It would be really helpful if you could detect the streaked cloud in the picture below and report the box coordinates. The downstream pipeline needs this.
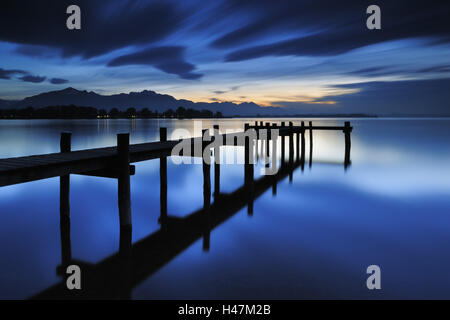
[0,0,449,114]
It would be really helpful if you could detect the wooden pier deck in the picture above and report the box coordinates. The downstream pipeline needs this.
[0,121,352,187]
[0,140,178,187]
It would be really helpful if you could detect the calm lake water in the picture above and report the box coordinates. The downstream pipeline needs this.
[0,118,450,299]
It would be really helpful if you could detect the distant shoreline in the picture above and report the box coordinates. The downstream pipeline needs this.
[1,105,449,119]
[0,105,377,119]
[2,116,450,120]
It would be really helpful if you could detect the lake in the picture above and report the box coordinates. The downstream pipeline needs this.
[0,118,449,299]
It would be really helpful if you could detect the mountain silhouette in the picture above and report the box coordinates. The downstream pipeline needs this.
[7,87,279,116]
[0,98,18,109]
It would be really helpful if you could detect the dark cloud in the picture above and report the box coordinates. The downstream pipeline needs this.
[108,46,202,80]
[0,0,186,59]
[221,0,450,61]
[225,32,368,61]
[283,78,450,116]
[1,67,69,84]
[346,64,450,77]
[348,67,389,75]
[15,44,61,58]
[417,65,450,74]
[49,78,69,84]
[2,0,449,73]
[19,75,46,83]
[0,68,27,79]
[212,86,240,95]
[211,0,352,48]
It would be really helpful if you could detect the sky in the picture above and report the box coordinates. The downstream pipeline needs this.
[0,0,450,115]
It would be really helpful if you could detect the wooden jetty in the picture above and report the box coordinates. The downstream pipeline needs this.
[0,121,352,187]
[0,120,353,299]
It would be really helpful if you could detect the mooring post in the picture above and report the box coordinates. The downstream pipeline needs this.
[244,125,253,182]
[301,121,305,171]
[117,133,132,230]
[244,123,255,216]
[265,122,270,163]
[244,123,250,181]
[281,123,286,165]
[289,121,294,166]
[59,133,71,267]
[202,129,211,251]
[60,132,72,153]
[60,132,71,219]
[159,128,167,227]
[296,126,300,163]
[190,134,195,158]
[59,132,72,218]
[287,123,293,182]
[213,124,220,198]
[344,121,352,169]
[309,121,313,168]
[202,129,211,210]
[244,123,250,167]
[259,133,263,160]
[271,123,278,173]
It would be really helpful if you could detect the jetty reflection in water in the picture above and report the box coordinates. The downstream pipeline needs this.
[31,121,351,299]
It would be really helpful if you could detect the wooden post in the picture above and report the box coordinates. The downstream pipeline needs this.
[296,129,300,163]
[202,129,211,251]
[159,128,167,226]
[271,123,277,167]
[59,133,71,267]
[244,123,250,168]
[344,121,352,169]
[60,132,71,153]
[281,124,286,165]
[244,123,254,215]
[259,134,263,160]
[190,136,195,158]
[202,129,211,210]
[289,121,294,166]
[213,125,220,198]
[301,121,305,171]
[60,132,71,219]
[265,122,270,164]
[309,121,313,168]
[117,133,132,229]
